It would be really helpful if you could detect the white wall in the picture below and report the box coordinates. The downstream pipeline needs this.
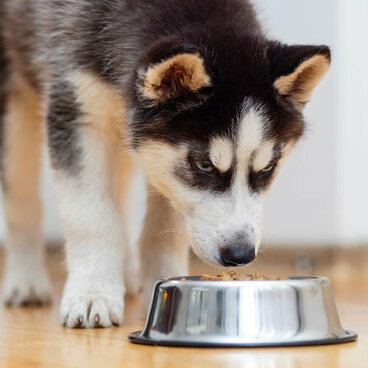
[0,1,366,247]
[256,0,340,245]
[256,0,368,246]
[335,0,368,244]
[336,0,368,243]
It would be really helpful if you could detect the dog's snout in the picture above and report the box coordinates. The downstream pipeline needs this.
[220,231,256,267]
[220,244,255,267]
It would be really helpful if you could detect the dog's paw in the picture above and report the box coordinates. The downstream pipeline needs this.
[2,259,52,306]
[60,281,125,328]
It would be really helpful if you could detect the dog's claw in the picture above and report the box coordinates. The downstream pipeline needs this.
[111,314,119,326]
[94,314,100,327]
[76,314,84,328]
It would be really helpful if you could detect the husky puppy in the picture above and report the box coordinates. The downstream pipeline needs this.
[0,0,330,328]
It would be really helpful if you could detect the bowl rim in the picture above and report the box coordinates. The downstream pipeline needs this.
[128,329,358,347]
[159,275,329,285]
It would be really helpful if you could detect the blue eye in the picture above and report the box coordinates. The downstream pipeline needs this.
[260,163,275,173]
[195,160,214,173]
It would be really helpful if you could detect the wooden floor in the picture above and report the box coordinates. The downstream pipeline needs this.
[0,250,367,368]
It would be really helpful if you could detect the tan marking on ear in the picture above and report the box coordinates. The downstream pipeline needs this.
[141,53,211,101]
[209,137,233,172]
[253,141,275,172]
[273,54,330,105]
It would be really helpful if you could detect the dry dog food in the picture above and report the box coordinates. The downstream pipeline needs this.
[200,271,289,281]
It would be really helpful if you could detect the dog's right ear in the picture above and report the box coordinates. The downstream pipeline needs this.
[268,42,331,109]
[136,44,212,109]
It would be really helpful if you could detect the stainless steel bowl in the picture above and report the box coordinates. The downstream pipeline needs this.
[129,276,357,347]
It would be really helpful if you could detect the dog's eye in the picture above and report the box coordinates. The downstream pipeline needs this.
[260,163,275,173]
[194,160,215,173]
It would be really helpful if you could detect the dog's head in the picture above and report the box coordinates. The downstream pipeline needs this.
[129,35,330,267]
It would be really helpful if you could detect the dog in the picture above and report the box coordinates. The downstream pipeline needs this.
[0,0,330,328]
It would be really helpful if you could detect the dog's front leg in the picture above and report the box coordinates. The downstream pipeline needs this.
[47,76,126,328]
[139,187,189,309]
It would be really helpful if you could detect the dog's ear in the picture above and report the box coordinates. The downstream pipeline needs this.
[137,48,212,109]
[268,43,331,108]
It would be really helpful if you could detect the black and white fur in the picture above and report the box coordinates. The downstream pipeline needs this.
[0,0,330,328]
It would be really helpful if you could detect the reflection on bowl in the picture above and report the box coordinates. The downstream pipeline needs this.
[129,276,357,347]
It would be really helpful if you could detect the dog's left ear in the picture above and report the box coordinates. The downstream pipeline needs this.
[137,51,212,108]
[268,43,331,108]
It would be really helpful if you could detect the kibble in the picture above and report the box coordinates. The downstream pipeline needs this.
[200,271,289,281]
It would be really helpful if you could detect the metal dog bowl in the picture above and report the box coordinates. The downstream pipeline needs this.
[128,276,357,347]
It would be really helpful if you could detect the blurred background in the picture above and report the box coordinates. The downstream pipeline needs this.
[0,0,367,275]
[258,0,367,247]
[0,3,366,367]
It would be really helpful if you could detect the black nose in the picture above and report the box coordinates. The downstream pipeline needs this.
[220,246,255,267]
